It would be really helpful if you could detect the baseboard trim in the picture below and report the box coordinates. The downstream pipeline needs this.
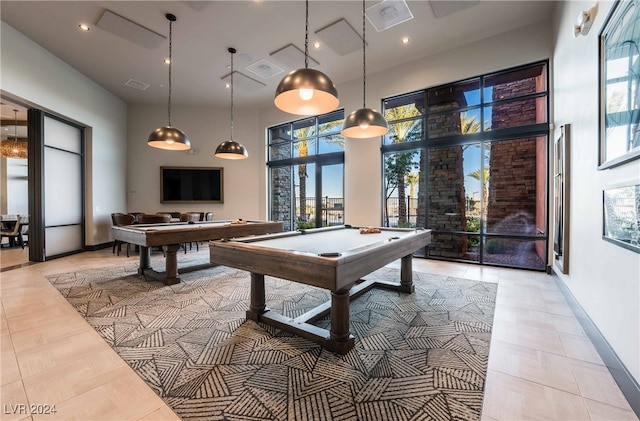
[552,269,640,418]
[85,242,113,251]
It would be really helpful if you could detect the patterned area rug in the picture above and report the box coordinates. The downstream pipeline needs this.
[47,258,497,421]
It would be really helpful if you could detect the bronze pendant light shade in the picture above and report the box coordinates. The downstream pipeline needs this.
[274,68,339,116]
[341,0,388,138]
[342,107,389,138]
[148,13,191,151]
[148,126,190,150]
[214,139,248,159]
[274,0,339,116]
[215,48,248,160]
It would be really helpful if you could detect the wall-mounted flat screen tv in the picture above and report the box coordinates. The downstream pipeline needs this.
[160,166,223,203]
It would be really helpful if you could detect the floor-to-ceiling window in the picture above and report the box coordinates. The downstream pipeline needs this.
[268,110,345,231]
[382,62,549,270]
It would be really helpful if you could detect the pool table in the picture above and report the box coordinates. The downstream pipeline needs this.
[209,225,432,354]
[111,220,283,285]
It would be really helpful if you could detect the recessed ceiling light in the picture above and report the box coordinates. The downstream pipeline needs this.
[79,23,90,31]
[313,42,321,49]
[164,58,171,64]
[401,36,410,44]
[225,83,231,88]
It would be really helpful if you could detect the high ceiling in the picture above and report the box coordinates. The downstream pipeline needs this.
[0,0,556,114]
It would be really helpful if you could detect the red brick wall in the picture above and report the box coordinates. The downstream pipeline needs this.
[428,145,467,257]
[487,78,539,234]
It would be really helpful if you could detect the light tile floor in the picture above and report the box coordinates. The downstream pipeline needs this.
[0,247,637,421]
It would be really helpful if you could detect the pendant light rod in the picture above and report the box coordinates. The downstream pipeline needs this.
[340,0,389,139]
[13,109,18,142]
[147,13,190,150]
[214,47,248,159]
[362,0,366,109]
[229,47,236,141]
[273,0,339,116]
[304,0,309,69]
[167,13,175,127]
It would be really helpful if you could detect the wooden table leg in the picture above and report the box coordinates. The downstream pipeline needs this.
[163,244,181,285]
[399,254,415,293]
[138,246,151,275]
[247,273,266,321]
[328,288,355,353]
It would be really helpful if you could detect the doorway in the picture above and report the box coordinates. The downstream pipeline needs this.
[0,94,86,269]
[289,161,344,230]
[0,102,29,269]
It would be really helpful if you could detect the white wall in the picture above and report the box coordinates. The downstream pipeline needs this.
[0,21,128,246]
[553,1,640,384]
[127,104,265,220]
[128,22,553,228]
[258,21,553,227]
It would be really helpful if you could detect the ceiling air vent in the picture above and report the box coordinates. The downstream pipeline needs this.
[315,19,363,56]
[270,44,319,70]
[245,59,284,79]
[365,0,414,32]
[429,1,479,18]
[125,79,150,91]
[96,9,166,49]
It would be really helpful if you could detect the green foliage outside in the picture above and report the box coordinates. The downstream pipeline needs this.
[397,220,414,228]
[466,216,480,247]
[296,221,317,230]
[485,239,506,254]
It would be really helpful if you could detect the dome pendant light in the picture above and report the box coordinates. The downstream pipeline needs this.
[215,48,248,160]
[274,0,339,116]
[148,13,191,151]
[341,0,389,139]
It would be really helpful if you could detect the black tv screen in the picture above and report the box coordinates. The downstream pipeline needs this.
[161,166,223,203]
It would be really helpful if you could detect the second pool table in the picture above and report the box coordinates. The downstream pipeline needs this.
[112,219,283,285]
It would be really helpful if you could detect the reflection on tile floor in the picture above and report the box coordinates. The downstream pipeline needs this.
[1,247,637,421]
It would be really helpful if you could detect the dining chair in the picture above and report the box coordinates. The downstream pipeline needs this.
[156,211,181,219]
[138,214,172,224]
[180,212,202,252]
[17,215,28,249]
[111,213,121,254]
[180,212,202,223]
[129,212,144,224]
[112,213,136,257]
[0,214,26,248]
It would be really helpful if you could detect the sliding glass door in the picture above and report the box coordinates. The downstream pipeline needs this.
[28,110,84,261]
[43,115,83,257]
